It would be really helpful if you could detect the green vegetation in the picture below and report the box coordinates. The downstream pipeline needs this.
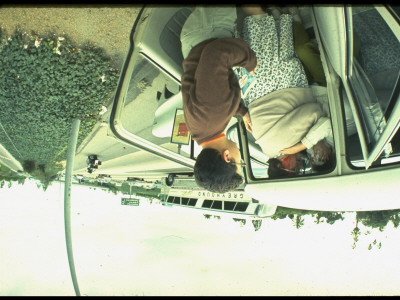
[120,182,161,198]
[23,160,65,191]
[272,207,400,249]
[0,28,119,189]
[271,206,345,227]
[272,207,400,232]
[351,209,400,249]
[357,209,400,231]
[201,206,400,249]
[0,163,25,187]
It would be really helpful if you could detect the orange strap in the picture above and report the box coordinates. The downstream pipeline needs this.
[200,132,225,146]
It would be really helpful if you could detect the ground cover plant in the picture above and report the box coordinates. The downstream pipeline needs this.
[0,163,25,187]
[0,28,120,188]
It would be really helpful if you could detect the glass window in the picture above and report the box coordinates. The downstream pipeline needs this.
[202,200,213,208]
[211,201,222,210]
[119,55,192,159]
[344,6,400,167]
[226,123,270,179]
[234,202,249,212]
[224,201,236,211]
[181,197,189,205]
[188,199,197,206]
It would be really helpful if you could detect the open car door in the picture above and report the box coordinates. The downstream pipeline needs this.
[313,5,400,169]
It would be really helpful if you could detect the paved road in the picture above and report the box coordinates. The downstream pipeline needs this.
[0,6,142,70]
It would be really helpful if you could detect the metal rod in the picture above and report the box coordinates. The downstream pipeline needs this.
[64,119,81,296]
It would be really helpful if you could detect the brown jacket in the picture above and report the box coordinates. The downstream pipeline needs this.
[181,37,257,145]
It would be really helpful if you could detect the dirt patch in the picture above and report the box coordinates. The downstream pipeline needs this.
[0,5,142,68]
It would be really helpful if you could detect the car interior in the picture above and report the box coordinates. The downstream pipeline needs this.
[119,5,400,182]
[148,5,323,179]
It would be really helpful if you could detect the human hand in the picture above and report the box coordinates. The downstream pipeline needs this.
[279,142,306,155]
[250,65,257,76]
[243,112,253,133]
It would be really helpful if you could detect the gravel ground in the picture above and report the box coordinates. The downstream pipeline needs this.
[0,5,142,69]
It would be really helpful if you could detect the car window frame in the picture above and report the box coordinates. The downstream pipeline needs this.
[345,5,400,169]
[109,5,195,170]
[314,5,400,170]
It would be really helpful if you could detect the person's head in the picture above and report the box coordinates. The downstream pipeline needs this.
[279,152,304,171]
[310,143,335,172]
[267,152,305,178]
[268,141,335,177]
[267,158,290,178]
[194,147,244,193]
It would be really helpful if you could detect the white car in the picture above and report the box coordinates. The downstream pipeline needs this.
[109,5,400,212]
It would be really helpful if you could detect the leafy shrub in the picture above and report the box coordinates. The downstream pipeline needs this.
[0,29,120,166]
[0,163,26,186]
[357,210,400,231]
[22,159,36,173]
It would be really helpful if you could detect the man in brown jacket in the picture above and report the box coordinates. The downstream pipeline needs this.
[180,6,257,193]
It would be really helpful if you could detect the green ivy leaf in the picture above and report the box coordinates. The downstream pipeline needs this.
[0,30,120,165]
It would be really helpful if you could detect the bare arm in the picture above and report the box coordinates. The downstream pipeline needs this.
[280,142,306,155]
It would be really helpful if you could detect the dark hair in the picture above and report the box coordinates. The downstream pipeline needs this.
[267,158,290,178]
[194,148,243,193]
